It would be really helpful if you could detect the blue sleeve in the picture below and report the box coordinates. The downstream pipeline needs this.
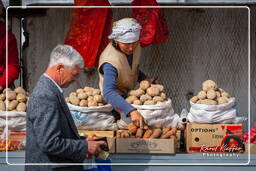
[138,70,147,82]
[102,63,136,116]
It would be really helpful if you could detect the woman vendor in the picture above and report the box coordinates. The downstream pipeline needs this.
[98,18,155,128]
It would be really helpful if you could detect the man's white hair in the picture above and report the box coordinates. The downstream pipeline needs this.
[48,44,84,68]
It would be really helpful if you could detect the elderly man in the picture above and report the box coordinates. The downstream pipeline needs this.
[25,45,105,171]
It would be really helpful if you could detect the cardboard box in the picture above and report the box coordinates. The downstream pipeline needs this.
[106,137,115,153]
[185,123,243,153]
[0,132,26,151]
[116,138,175,154]
[244,143,256,154]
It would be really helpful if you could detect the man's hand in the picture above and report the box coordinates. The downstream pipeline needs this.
[86,138,106,158]
[130,110,146,128]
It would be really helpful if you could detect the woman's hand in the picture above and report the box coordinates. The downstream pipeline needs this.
[129,110,146,128]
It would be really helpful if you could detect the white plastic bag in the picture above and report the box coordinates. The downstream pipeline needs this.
[68,103,117,130]
[187,98,244,123]
[117,99,179,129]
[0,111,26,131]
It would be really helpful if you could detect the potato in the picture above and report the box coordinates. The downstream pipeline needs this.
[207,90,217,100]
[144,100,155,105]
[16,102,26,112]
[0,93,5,101]
[197,91,206,100]
[202,80,218,91]
[153,96,164,103]
[140,94,152,103]
[223,96,230,102]
[133,100,142,105]
[84,87,93,92]
[128,123,137,134]
[150,128,162,138]
[98,103,104,106]
[217,97,228,104]
[143,129,153,138]
[79,99,88,107]
[151,84,164,92]
[147,87,160,97]
[128,90,136,96]
[140,80,150,90]
[160,92,167,100]
[77,92,88,100]
[133,89,145,97]
[69,92,77,97]
[88,100,98,107]
[201,99,217,105]
[218,88,224,93]
[87,96,94,101]
[156,101,163,105]
[14,87,26,94]
[216,91,221,98]
[7,100,18,111]
[86,90,93,96]
[0,100,5,111]
[69,96,80,106]
[65,97,69,103]
[16,93,27,103]
[221,92,230,98]
[76,88,84,94]
[94,95,103,103]
[92,89,101,95]
[196,100,202,104]
[121,130,130,138]
[3,88,11,93]
[125,96,138,104]
[162,126,172,135]
[6,91,16,100]
[190,96,199,103]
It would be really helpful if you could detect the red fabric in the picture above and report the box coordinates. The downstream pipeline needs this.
[132,0,169,48]
[65,0,112,68]
[0,21,20,88]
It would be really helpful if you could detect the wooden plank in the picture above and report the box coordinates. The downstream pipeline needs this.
[78,130,115,138]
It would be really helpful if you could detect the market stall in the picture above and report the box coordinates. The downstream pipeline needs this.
[0,0,256,170]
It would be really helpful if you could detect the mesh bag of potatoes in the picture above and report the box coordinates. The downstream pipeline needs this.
[65,86,117,130]
[0,87,29,131]
[187,80,245,123]
[117,80,180,129]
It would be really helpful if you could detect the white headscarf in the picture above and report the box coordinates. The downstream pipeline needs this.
[108,18,142,43]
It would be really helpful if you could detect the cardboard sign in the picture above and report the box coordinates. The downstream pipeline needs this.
[185,123,243,153]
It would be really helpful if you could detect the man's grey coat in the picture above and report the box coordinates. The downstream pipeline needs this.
[25,75,87,171]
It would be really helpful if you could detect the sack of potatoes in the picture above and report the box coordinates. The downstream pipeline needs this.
[65,86,108,107]
[190,80,232,105]
[125,80,168,105]
[0,87,28,112]
[117,123,177,140]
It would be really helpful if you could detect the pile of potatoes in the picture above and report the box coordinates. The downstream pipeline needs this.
[190,80,232,105]
[117,123,177,139]
[0,87,28,112]
[125,80,167,105]
[65,86,107,107]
